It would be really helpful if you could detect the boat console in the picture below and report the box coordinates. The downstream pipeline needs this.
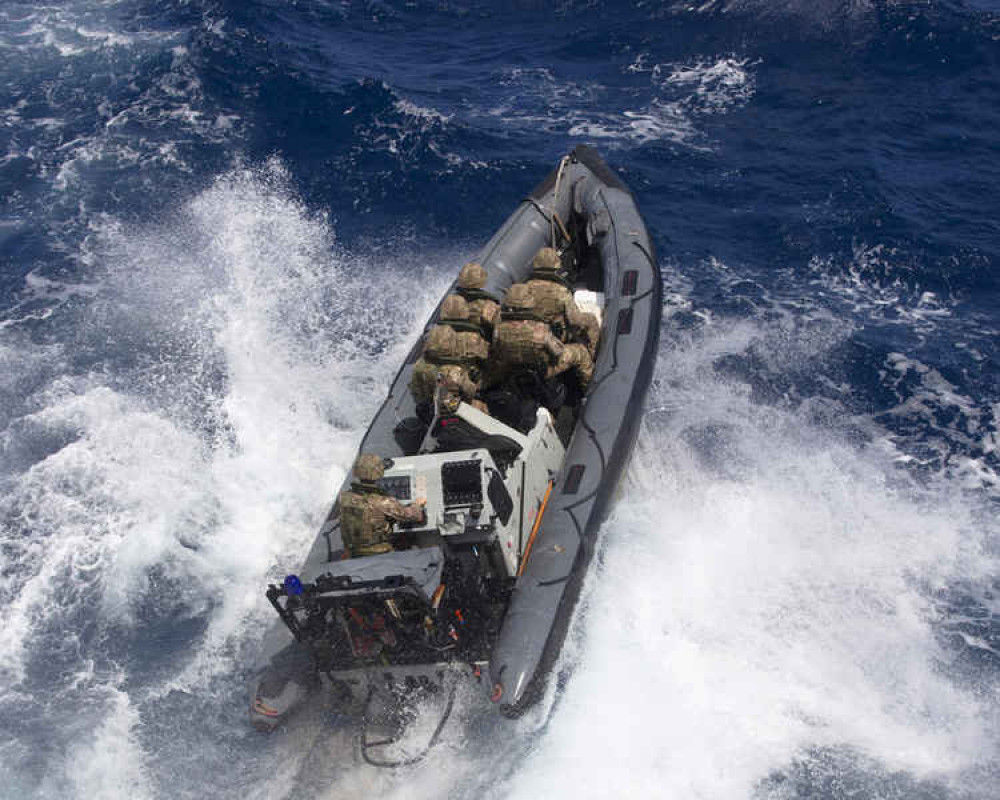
[252,147,662,732]
[265,399,565,673]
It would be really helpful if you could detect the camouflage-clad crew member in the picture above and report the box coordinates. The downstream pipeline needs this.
[525,247,601,358]
[490,283,593,390]
[339,454,425,557]
[409,294,490,413]
[455,261,500,341]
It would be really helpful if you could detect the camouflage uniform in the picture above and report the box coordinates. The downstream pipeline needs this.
[455,262,501,341]
[339,454,425,557]
[491,283,593,389]
[409,295,489,410]
[526,247,601,358]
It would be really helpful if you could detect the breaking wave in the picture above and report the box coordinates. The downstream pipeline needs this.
[0,163,454,797]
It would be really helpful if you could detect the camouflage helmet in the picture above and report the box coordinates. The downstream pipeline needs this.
[440,294,469,322]
[503,282,536,310]
[457,261,488,289]
[354,453,384,482]
[531,247,561,272]
[425,324,458,359]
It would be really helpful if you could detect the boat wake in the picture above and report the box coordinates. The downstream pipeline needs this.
[0,163,454,798]
[505,329,999,798]
[1,164,997,799]
[301,310,1000,800]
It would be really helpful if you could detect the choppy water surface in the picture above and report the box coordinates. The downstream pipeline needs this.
[1,1,998,798]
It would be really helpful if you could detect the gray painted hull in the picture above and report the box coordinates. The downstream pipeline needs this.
[250,145,661,728]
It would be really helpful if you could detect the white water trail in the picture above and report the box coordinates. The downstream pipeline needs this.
[0,160,455,798]
[2,164,997,799]
[502,321,998,799]
[301,318,998,800]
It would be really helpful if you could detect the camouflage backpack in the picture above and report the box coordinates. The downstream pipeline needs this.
[494,319,559,370]
[425,324,459,361]
[340,489,392,554]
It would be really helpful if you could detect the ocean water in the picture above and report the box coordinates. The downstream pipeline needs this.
[1,1,998,798]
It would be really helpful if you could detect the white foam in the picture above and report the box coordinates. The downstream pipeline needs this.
[688,249,998,493]
[3,146,998,797]
[58,688,152,799]
[0,12,237,210]
[807,243,960,334]
[1,7,178,58]
[655,55,758,114]
[0,161,458,793]
[568,101,706,149]
[359,90,484,168]
[88,160,453,692]
[482,57,757,150]
[503,334,998,798]
[881,353,999,489]
[394,98,453,125]
[282,311,997,800]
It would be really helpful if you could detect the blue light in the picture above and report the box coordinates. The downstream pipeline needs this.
[284,574,304,596]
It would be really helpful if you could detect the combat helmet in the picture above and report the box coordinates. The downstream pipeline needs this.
[531,247,561,273]
[503,282,536,311]
[457,261,488,289]
[439,294,470,322]
[354,453,384,483]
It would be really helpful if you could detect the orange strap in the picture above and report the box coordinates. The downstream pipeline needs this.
[518,480,554,576]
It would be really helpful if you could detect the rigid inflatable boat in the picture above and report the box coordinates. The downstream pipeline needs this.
[250,146,662,755]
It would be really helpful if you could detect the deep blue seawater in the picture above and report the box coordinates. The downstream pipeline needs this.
[1,1,999,798]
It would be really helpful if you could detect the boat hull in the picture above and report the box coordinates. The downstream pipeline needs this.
[251,145,662,726]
